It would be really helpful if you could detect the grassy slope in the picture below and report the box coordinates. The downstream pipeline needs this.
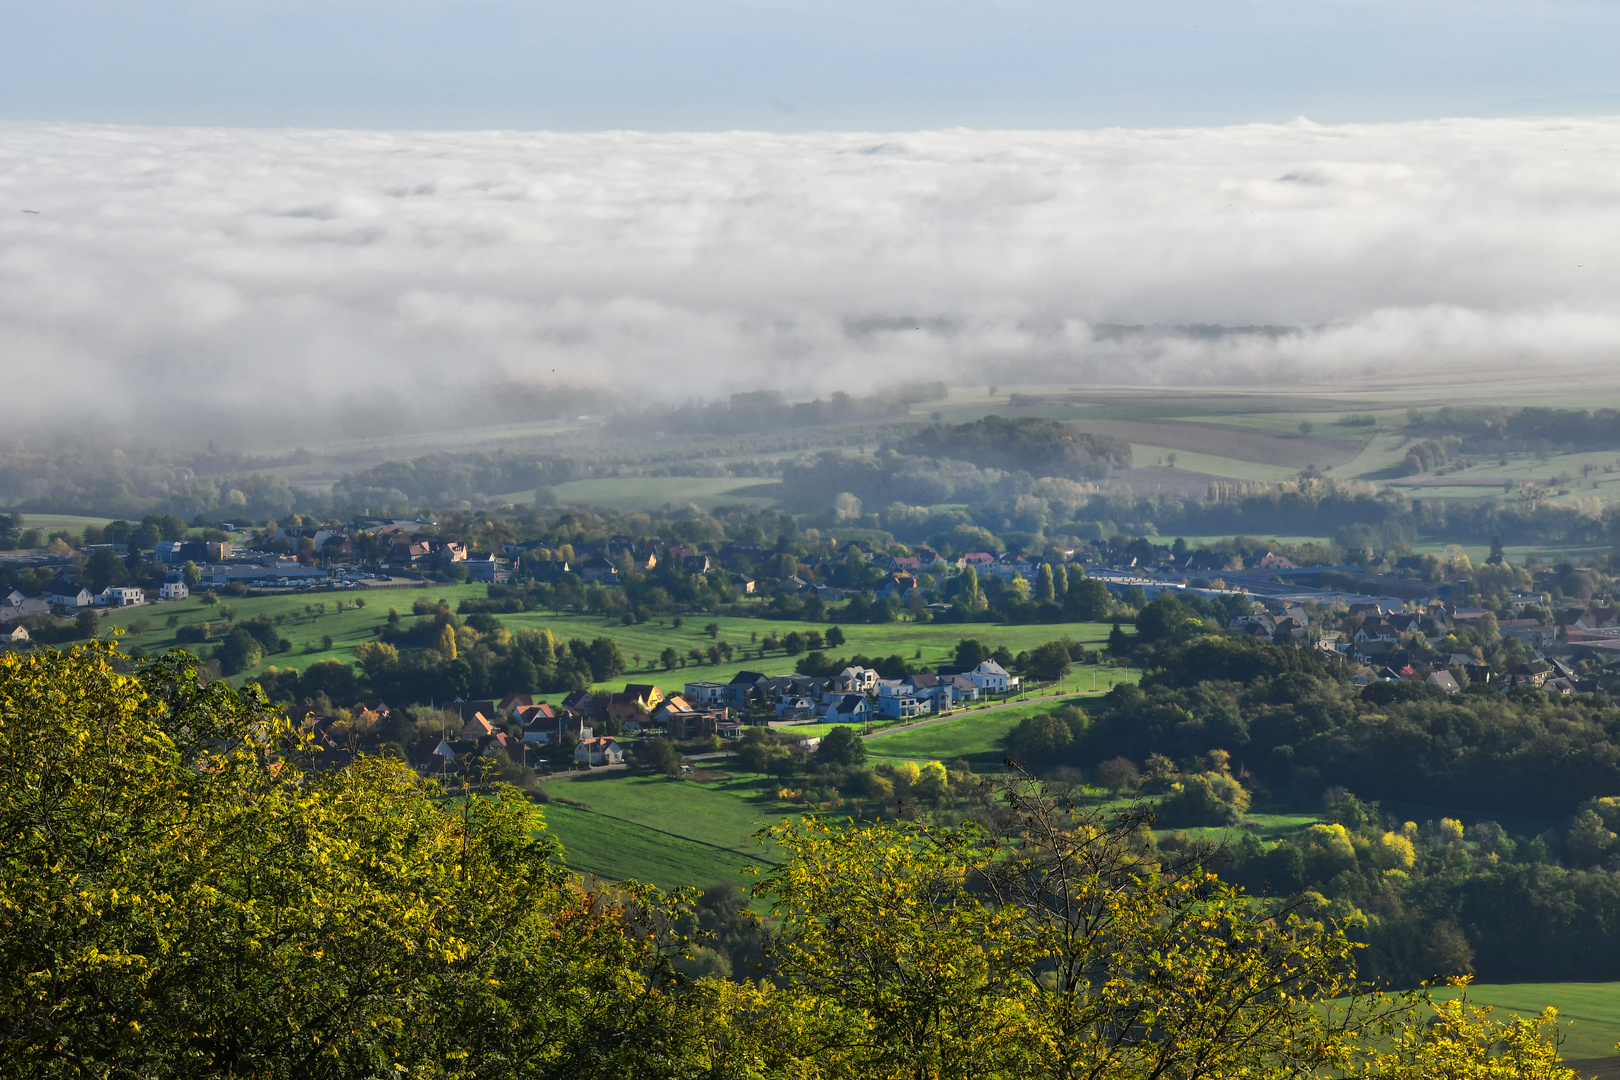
[1126,444,1299,483]
[538,765,803,890]
[1427,982,1620,1062]
[865,686,1140,764]
[540,803,764,891]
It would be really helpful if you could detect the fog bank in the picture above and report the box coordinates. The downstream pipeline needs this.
[5,117,1620,436]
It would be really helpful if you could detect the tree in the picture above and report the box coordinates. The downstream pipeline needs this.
[1299,420,1314,437]
[84,549,128,591]
[825,625,846,648]
[1006,713,1072,762]
[1025,640,1073,682]
[0,643,717,1079]
[640,736,685,778]
[815,725,866,768]
[1034,563,1055,603]
[1107,621,1130,655]
[783,631,806,656]
[955,638,989,669]
[661,646,679,670]
[754,773,1411,1080]
[1065,576,1111,621]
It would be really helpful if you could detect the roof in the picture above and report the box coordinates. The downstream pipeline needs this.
[975,661,1010,676]
[728,670,769,686]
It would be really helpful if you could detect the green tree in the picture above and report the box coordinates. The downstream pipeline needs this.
[1025,640,1073,682]
[954,638,989,669]
[0,643,717,1079]
[1035,562,1055,603]
[1065,576,1111,621]
[815,725,867,768]
[825,625,845,647]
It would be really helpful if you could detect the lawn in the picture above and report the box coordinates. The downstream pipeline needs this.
[545,768,795,855]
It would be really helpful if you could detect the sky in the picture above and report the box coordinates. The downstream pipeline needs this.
[6,0,1620,131]
[5,2,1620,436]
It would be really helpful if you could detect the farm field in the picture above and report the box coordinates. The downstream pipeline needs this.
[1126,444,1299,483]
[537,765,801,890]
[14,513,116,533]
[539,803,765,891]
[549,476,784,511]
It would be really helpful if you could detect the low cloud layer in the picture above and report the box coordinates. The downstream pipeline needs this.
[4,117,1620,438]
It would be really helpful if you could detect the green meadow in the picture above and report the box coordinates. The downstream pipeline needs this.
[98,586,1128,695]
[1426,982,1620,1062]
[537,765,803,890]
[865,687,1140,765]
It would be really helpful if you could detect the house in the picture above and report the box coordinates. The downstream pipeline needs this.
[826,694,870,723]
[499,692,540,716]
[560,690,595,715]
[409,737,457,775]
[159,581,189,601]
[460,712,499,741]
[874,690,926,720]
[0,623,29,650]
[1426,671,1462,694]
[776,696,819,720]
[621,683,664,710]
[730,573,756,595]
[1509,660,1554,690]
[522,710,592,745]
[829,667,879,695]
[578,556,620,584]
[465,553,501,582]
[724,671,772,705]
[958,552,996,573]
[966,660,1019,695]
[715,719,744,739]
[683,680,727,706]
[575,737,624,766]
[49,579,95,608]
[98,586,145,607]
[445,700,499,724]
[652,695,697,728]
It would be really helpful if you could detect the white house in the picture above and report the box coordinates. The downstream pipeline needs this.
[159,581,189,601]
[874,692,926,720]
[775,696,818,720]
[49,580,95,608]
[967,660,1018,695]
[0,623,30,650]
[575,737,624,766]
[825,694,870,723]
[96,587,145,608]
[683,681,727,706]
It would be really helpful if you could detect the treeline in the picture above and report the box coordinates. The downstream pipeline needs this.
[629,386,946,437]
[331,452,592,511]
[3,643,1577,1080]
[1415,405,1620,454]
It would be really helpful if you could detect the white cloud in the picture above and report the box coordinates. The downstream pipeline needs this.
[3,116,1620,435]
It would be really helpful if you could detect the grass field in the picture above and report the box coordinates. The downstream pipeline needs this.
[12,513,116,534]
[537,764,805,890]
[866,688,1139,764]
[1127,444,1300,483]
[1426,982,1620,1062]
[539,803,766,891]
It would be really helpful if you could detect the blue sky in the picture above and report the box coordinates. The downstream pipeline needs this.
[4,0,1620,130]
